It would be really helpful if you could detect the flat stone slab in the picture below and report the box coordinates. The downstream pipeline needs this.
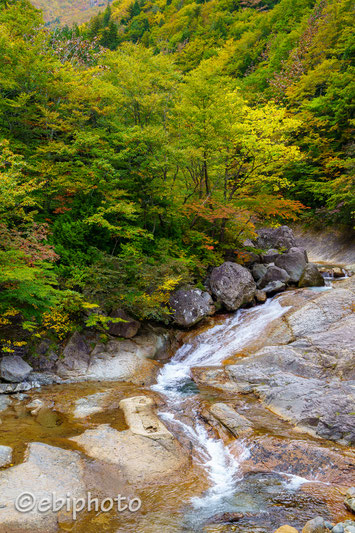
[119,396,173,439]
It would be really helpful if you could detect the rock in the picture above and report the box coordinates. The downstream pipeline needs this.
[263,280,287,294]
[208,403,253,437]
[71,423,187,484]
[302,517,328,533]
[275,248,307,283]
[252,263,268,281]
[255,289,267,303]
[0,381,38,393]
[345,487,355,513]
[258,265,290,289]
[332,526,344,533]
[262,248,280,264]
[0,442,86,532]
[0,355,32,383]
[169,288,215,327]
[108,308,141,338]
[324,522,334,530]
[243,435,355,485]
[298,263,325,288]
[255,225,296,251]
[56,330,163,386]
[73,391,112,418]
[274,527,299,533]
[119,395,173,438]
[344,526,355,533]
[0,394,11,413]
[60,331,91,372]
[333,267,345,278]
[0,445,12,467]
[29,339,58,371]
[210,262,256,311]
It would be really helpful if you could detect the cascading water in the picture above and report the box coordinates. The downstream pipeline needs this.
[152,296,291,519]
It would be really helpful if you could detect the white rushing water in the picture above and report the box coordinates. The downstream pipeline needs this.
[153,297,289,398]
[153,296,290,512]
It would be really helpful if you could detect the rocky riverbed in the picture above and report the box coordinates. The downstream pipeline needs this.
[0,226,354,532]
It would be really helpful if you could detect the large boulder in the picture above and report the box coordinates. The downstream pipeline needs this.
[0,442,86,532]
[108,308,141,338]
[0,356,32,383]
[302,517,328,533]
[56,330,163,385]
[258,265,290,289]
[255,226,296,251]
[275,247,308,283]
[169,288,215,327]
[210,262,256,311]
[298,263,325,288]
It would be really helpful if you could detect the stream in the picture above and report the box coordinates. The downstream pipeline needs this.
[0,276,353,532]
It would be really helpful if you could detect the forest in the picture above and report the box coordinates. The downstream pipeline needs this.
[0,0,353,351]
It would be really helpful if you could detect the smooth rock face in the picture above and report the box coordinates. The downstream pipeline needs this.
[192,277,355,444]
[0,442,86,532]
[0,356,32,383]
[0,445,12,467]
[71,424,187,484]
[208,403,253,437]
[108,308,141,338]
[56,331,163,385]
[275,248,308,283]
[210,262,256,311]
[298,263,325,288]
[258,265,290,289]
[302,516,328,533]
[256,225,296,251]
[169,288,215,327]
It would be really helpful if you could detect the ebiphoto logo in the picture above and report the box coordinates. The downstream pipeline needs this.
[14,492,142,520]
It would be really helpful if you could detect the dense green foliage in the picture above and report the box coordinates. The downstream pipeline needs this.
[0,0,353,347]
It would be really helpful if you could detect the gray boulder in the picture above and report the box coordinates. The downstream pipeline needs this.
[255,225,296,251]
[298,263,325,288]
[258,265,290,289]
[275,247,307,283]
[263,280,287,294]
[261,248,280,264]
[108,308,141,338]
[252,263,268,281]
[210,262,256,311]
[0,356,32,383]
[169,288,215,327]
[302,516,328,532]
